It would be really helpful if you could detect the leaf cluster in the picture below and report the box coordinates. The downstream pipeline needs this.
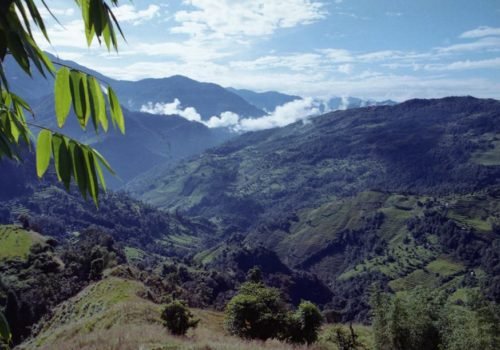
[0,0,126,205]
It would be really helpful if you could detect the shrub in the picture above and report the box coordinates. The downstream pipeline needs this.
[285,300,323,344]
[224,282,287,340]
[224,282,323,344]
[161,300,199,336]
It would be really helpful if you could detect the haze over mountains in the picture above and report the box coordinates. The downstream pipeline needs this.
[5,55,395,188]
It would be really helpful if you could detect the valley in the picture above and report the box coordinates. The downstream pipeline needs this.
[1,2,500,348]
[1,91,499,348]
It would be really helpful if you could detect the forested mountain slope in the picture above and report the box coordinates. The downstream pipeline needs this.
[129,96,500,320]
[132,96,500,227]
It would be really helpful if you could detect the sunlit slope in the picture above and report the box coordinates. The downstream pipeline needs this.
[0,225,48,261]
[21,268,373,350]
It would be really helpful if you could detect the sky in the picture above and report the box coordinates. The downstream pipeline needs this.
[35,0,500,101]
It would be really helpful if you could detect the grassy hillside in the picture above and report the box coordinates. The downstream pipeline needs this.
[21,269,373,350]
[0,225,46,261]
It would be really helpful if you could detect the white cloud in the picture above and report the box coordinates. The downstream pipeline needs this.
[437,37,500,53]
[385,12,403,17]
[423,57,500,71]
[39,7,75,18]
[205,111,240,128]
[34,20,98,50]
[230,53,324,72]
[172,0,326,39]
[140,99,203,122]
[120,40,231,61]
[237,98,320,131]
[338,63,353,74]
[460,26,500,39]
[320,48,353,62]
[113,4,161,25]
[139,97,320,132]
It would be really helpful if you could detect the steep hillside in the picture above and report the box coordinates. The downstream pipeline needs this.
[247,189,500,319]
[129,96,500,320]
[0,153,219,257]
[20,269,373,350]
[132,97,500,227]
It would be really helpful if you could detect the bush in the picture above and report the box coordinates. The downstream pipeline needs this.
[224,282,287,340]
[224,282,323,344]
[285,300,323,344]
[161,300,199,336]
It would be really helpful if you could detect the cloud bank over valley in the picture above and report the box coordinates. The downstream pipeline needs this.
[140,97,322,132]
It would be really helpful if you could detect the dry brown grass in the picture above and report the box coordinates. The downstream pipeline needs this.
[29,323,332,350]
[17,274,372,350]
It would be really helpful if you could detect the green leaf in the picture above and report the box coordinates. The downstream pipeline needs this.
[88,76,107,132]
[92,149,115,175]
[69,70,89,128]
[54,67,72,127]
[6,31,30,74]
[80,74,91,127]
[36,130,52,177]
[108,87,124,134]
[89,0,105,36]
[69,141,87,198]
[0,311,11,344]
[52,134,72,189]
[93,152,107,192]
[83,147,99,205]
[0,130,14,159]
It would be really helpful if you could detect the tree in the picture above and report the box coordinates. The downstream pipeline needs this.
[285,300,323,345]
[0,0,127,344]
[224,281,288,340]
[161,301,199,336]
[370,288,499,350]
[224,281,323,344]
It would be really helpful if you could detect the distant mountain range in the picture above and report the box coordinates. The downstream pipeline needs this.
[4,54,397,188]
[226,88,302,112]
[28,93,231,188]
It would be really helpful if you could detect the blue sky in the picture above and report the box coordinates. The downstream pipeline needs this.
[36,0,500,101]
